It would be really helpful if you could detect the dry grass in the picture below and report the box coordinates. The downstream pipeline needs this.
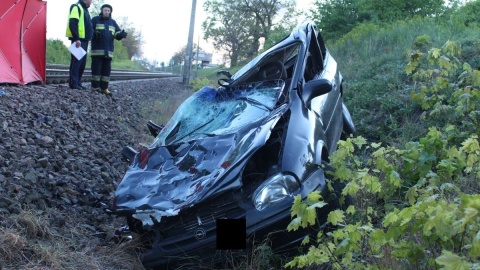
[137,89,192,144]
[0,209,145,270]
[15,210,52,239]
[0,228,28,262]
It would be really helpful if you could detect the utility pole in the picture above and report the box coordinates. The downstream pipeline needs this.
[182,0,196,85]
[194,35,200,80]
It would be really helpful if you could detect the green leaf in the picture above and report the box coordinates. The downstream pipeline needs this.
[291,195,304,217]
[308,201,328,210]
[406,186,418,205]
[305,207,318,226]
[435,250,471,270]
[453,207,478,232]
[472,230,480,257]
[346,205,356,215]
[462,62,472,72]
[406,62,415,75]
[430,47,441,59]
[301,235,310,245]
[398,207,415,227]
[461,136,479,153]
[352,136,367,148]
[343,181,360,196]
[461,194,480,210]
[371,142,382,148]
[361,174,382,194]
[327,210,345,226]
[369,229,387,253]
[383,211,399,227]
[473,70,480,87]
[388,170,402,188]
[287,217,302,231]
[307,191,322,203]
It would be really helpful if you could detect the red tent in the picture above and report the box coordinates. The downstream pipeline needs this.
[0,0,46,84]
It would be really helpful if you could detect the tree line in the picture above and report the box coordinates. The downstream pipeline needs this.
[48,0,477,69]
[199,0,473,67]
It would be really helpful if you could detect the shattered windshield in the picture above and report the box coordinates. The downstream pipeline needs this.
[153,80,285,146]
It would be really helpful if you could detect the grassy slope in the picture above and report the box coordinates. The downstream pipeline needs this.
[329,17,480,146]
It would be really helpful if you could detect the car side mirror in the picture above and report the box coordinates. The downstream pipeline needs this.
[302,79,332,104]
[147,120,164,138]
[121,145,138,163]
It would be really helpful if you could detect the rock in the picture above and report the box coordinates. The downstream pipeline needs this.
[0,78,192,241]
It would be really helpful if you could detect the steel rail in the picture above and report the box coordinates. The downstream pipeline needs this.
[46,64,181,84]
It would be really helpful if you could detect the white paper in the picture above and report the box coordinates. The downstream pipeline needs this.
[68,43,87,60]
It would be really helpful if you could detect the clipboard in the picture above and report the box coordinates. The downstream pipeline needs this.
[68,43,87,60]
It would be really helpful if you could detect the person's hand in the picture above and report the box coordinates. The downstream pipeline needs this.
[119,30,127,39]
[75,40,81,48]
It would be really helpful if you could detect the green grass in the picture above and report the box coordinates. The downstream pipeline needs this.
[330,16,480,146]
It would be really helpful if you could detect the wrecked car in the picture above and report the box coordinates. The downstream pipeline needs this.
[110,20,355,268]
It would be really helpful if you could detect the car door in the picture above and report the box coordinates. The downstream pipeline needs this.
[307,30,343,154]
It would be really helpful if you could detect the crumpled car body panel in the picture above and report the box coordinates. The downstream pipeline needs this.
[114,80,288,219]
[111,20,355,268]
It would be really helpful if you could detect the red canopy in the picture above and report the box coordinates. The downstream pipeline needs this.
[0,0,46,84]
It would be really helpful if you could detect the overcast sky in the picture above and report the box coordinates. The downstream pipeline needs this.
[46,0,314,64]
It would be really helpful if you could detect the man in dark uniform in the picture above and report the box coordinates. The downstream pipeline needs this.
[66,0,93,90]
[90,4,127,96]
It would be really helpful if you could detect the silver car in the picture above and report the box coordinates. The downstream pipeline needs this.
[110,20,355,268]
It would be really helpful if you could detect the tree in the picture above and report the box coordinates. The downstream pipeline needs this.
[116,17,144,59]
[363,0,446,22]
[310,0,366,42]
[261,24,292,52]
[46,39,70,64]
[202,0,295,66]
[113,40,129,60]
[450,0,480,27]
[237,0,296,58]
[90,1,104,17]
[203,0,254,66]
[170,47,185,66]
[169,44,204,66]
[310,0,447,42]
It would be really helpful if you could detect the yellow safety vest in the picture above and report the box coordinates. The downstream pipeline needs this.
[65,4,85,39]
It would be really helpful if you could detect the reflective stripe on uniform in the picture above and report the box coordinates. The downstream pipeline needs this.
[100,77,111,82]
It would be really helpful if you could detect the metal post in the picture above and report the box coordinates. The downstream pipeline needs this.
[194,35,200,80]
[182,0,196,85]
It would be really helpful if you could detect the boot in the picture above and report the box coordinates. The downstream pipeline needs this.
[92,87,101,93]
[102,88,112,96]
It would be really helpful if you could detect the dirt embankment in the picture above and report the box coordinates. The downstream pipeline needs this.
[0,78,191,269]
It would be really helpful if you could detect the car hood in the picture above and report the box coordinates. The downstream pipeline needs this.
[114,81,287,224]
[115,132,235,209]
[114,110,286,225]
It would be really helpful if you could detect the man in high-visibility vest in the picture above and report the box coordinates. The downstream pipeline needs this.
[66,0,93,90]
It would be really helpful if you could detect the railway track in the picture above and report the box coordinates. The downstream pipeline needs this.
[46,63,181,84]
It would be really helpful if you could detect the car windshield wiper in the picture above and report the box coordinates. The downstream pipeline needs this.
[236,96,273,111]
[170,119,214,144]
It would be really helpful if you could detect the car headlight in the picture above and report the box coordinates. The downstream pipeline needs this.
[252,173,300,211]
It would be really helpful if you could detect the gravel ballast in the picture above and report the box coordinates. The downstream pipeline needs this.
[0,78,192,268]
